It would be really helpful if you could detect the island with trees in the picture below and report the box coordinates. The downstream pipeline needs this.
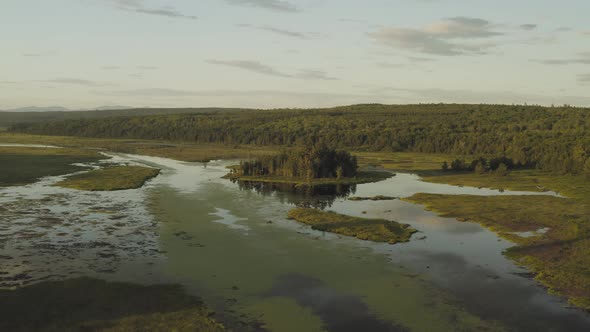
[225,144,391,186]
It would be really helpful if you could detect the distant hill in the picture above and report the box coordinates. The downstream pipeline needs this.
[0,107,250,127]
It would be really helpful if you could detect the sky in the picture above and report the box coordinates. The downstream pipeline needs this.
[1,0,589,109]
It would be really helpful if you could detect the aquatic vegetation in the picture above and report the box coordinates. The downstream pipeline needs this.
[405,193,590,310]
[287,208,417,244]
[55,166,160,191]
[0,146,104,186]
[348,195,398,201]
[0,277,225,332]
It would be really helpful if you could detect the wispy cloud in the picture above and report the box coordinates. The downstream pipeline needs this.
[520,24,537,31]
[206,60,291,77]
[578,74,590,84]
[225,0,298,13]
[369,17,503,56]
[534,52,590,65]
[238,24,309,39]
[41,78,113,87]
[110,0,197,20]
[206,59,338,80]
[294,70,337,80]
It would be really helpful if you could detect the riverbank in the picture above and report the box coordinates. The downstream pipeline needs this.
[55,166,161,191]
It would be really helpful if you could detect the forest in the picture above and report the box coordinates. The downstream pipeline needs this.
[233,146,358,179]
[9,103,590,175]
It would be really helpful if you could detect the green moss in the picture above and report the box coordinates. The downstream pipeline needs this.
[287,208,417,244]
[0,146,105,187]
[0,277,225,332]
[405,193,590,310]
[55,166,160,191]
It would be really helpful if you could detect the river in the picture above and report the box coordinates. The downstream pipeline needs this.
[0,150,589,331]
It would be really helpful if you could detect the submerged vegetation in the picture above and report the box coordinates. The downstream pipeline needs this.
[0,277,225,332]
[55,166,160,191]
[287,208,417,244]
[0,146,104,187]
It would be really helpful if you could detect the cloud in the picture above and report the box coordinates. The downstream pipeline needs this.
[111,0,197,20]
[225,0,298,12]
[101,66,121,70]
[294,70,338,80]
[206,59,291,77]
[520,24,537,31]
[369,17,503,56]
[534,52,590,65]
[578,74,590,83]
[238,24,308,38]
[206,59,337,80]
[42,78,113,87]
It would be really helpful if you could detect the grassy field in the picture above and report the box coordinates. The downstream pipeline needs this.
[288,208,417,244]
[0,277,225,332]
[55,166,160,191]
[0,146,105,187]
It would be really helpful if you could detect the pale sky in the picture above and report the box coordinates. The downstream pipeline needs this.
[1,0,589,109]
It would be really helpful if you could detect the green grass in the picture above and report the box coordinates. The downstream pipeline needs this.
[55,166,160,191]
[287,208,417,244]
[405,193,590,310]
[225,170,393,187]
[0,277,225,332]
[0,146,105,187]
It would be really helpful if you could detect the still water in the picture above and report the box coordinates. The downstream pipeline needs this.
[1,151,589,331]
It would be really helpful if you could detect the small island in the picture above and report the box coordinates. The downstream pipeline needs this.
[55,165,160,191]
[288,208,417,244]
[225,145,391,185]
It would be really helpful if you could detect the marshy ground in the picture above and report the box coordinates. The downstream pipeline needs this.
[288,208,416,244]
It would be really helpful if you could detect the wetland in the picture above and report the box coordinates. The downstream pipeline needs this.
[1,142,589,331]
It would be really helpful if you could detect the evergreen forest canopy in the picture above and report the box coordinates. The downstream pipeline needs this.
[234,145,358,179]
[9,103,590,175]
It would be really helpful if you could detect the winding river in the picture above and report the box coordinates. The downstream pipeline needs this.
[1,149,589,331]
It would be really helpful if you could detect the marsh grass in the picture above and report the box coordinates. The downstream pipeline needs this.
[0,132,276,162]
[288,208,417,244]
[55,166,160,191]
[405,193,590,310]
[0,277,225,332]
[0,146,104,186]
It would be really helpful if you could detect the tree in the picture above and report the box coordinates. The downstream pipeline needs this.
[495,163,509,176]
[442,161,449,171]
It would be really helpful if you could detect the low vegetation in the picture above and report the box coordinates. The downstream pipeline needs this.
[287,208,417,244]
[0,277,225,332]
[0,146,104,187]
[405,193,590,310]
[55,166,160,191]
[348,195,398,201]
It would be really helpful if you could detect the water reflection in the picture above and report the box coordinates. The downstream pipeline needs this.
[233,180,356,209]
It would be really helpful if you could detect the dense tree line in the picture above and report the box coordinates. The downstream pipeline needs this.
[234,145,358,179]
[10,103,590,175]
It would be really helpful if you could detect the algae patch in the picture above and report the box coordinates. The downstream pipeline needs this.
[287,208,417,244]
